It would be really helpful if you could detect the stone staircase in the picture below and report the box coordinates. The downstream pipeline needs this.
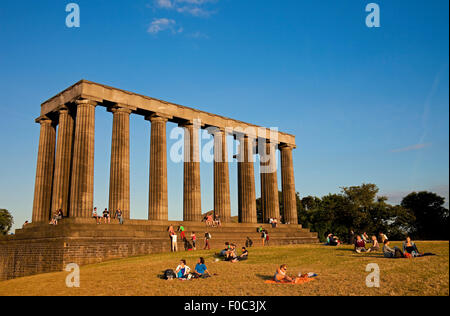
[1,218,318,281]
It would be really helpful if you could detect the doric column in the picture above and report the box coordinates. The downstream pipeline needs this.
[238,135,257,223]
[260,141,280,222]
[70,99,97,218]
[213,129,231,222]
[280,144,298,224]
[108,106,131,219]
[148,114,169,221]
[51,106,75,217]
[181,122,202,222]
[32,116,56,223]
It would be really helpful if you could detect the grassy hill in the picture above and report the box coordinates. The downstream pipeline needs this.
[0,241,448,296]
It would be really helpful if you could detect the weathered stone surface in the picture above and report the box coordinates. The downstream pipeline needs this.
[109,106,131,219]
[181,122,202,222]
[148,114,169,221]
[213,129,231,222]
[51,106,75,217]
[261,142,280,222]
[69,100,97,218]
[39,80,297,147]
[32,116,56,223]
[0,219,318,281]
[280,145,298,224]
[238,136,257,223]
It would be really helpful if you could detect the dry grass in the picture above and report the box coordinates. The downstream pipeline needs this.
[0,241,448,296]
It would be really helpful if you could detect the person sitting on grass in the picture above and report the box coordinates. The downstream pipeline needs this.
[274,264,297,283]
[219,242,230,257]
[232,247,248,263]
[402,237,436,257]
[354,235,367,253]
[367,236,380,252]
[326,233,339,246]
[383,240,404,258]
[225,244,237,261]
[193,257,210,278]
[175,259,191,280]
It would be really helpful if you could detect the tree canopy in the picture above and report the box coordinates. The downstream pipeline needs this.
[257,183,448,242]
[0,209,14,235]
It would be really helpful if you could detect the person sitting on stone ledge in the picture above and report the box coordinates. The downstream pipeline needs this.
[92,207,101,224]
[103,208,110,224]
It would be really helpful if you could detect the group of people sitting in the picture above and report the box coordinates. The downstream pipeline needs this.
[218,242,249,263]
[49,209,63,225]
[383,237,435,259]
[354,234,380,253]
[353,232,434,259]
[164,257,211,280]
[91,207,124,225]
[202,213,221,227]
[325,233,341,246]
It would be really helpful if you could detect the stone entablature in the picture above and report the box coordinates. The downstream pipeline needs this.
[38,80,296,147]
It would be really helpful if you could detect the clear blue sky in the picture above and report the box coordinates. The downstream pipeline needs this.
[0,0,448,230]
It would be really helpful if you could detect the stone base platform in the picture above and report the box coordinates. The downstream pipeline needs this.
[0,218,318,281]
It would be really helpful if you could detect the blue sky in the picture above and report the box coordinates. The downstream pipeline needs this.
[0,0,448,230]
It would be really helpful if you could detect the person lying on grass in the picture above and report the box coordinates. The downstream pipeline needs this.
[231,247,248,263]
[274,264,299,283]
[192,257,211,278]
[175,259,191,280]
[383,240,404,258]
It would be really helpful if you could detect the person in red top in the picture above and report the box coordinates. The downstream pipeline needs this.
[354,235,367,253]
[191,232,197,250]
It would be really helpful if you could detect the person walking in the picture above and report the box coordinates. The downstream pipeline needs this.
[191,232,197,250]
[171,232,178,252]
[115,209,124,225]
[204,231,211,250]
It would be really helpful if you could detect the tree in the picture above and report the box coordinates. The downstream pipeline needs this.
[401,191,449,240]
[0,209,14,235]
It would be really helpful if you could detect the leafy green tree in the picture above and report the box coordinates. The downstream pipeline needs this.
[401,191,449,240]
[0,209,14,235]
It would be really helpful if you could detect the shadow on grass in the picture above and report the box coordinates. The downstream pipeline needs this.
[255,274,273,281]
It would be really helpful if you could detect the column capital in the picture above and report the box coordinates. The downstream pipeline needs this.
[75,99,98,107]
[54,104,71,114]
[146,113,171,123]
[206,126,226,136]
[111,107,132,115]
[178,118,204,129]
[35,115,53,125]
[279,143,296,150]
